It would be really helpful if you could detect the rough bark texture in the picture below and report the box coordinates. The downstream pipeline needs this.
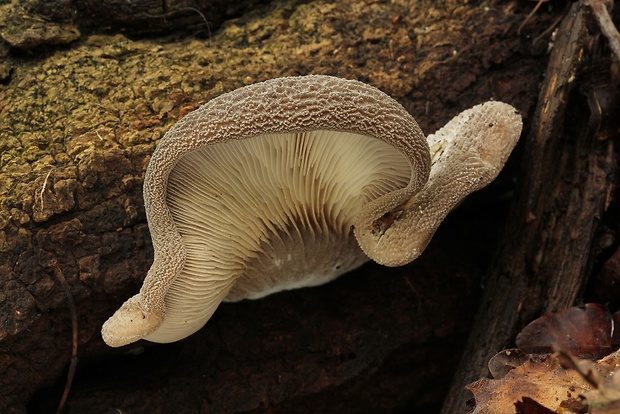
[2,0,270,47]
[441,2,620,413]
[0,0,579,412]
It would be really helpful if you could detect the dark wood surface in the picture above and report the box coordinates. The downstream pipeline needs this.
[441,2,620,412]
[3,0,618,413]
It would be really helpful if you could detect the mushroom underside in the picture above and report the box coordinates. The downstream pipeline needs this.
[143,130,413,343]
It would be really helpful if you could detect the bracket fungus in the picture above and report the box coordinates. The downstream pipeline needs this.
[102,75,522,347]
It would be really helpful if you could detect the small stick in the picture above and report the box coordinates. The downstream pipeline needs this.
[51,259,78,414]
[586,0,620,63]
[39,169,53,210]
[142,7,212,46]
[518,0,548,35]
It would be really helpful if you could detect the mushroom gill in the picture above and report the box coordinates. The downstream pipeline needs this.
[157,131,411,342]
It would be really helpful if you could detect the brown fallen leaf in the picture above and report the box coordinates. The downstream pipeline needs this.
[488,348,530,379]
[516,303,618,359]
[466,349,620,413]
[554,347,620,412]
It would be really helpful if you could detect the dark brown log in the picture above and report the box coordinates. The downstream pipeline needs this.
[24,0,270,34]
[440,2,620,412]
[0,0,273,52]
[0,0,555,412]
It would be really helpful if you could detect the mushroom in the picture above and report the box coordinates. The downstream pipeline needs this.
[101,75,522,347]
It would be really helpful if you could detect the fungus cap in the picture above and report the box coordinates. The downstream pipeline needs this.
[101,75,432,346]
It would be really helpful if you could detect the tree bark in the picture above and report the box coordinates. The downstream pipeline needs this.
[441,2,620,412]
[0,0,558,412]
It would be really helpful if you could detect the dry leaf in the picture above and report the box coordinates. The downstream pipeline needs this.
[466,352,590,414]
[466,350,620,413]
[516,304,618,359]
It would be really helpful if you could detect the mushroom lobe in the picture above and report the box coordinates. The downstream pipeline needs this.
[102,75,522,346]
[102,75,522,347]
[102,75,430,346]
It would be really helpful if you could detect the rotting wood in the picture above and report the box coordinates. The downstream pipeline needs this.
[0,0,556,412]
[1,0,271,45]
[440,2,620,412]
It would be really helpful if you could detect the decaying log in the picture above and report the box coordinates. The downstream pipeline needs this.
[441,2,620,412]
[2,0,270,47]
[0,0,558,412]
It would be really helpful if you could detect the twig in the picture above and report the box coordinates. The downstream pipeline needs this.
[142,7,212,46]
[39,169,53,210]
[50,259,78,414]
[532,6,570,46]
[586,0,620,63]
[518,0,548,35]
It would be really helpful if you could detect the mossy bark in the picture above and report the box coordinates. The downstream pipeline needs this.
[0,0,567,412]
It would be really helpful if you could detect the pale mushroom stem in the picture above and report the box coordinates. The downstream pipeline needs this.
[354,101,523,267]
